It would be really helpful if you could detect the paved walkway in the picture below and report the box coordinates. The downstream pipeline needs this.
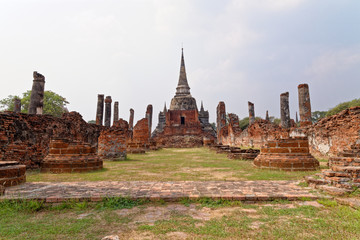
[0,181,327,203]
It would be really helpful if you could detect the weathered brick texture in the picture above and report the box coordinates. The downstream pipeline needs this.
[254,137,319,171]
[0,161,26,187]
[291,106,360,157]
[41,138,103,173]
[98,119,129,159]
[0,111,104,168]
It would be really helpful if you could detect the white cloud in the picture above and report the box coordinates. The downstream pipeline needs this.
[229,0,305,12]
[305,48,360,79]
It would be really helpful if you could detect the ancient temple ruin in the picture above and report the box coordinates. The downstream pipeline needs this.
[152,49,216,147]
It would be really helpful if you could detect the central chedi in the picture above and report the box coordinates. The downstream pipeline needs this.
[152,49,216,147]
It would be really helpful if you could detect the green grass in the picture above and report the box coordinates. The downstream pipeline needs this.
[137,202,360,240]
[2,198,360,239]
[27,148,321,182]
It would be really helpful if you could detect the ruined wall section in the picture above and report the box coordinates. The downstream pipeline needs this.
[221,113,242,146]
[0,111,104,168]
[234,119,288,148]
[292,106,360,157]
[98,119,130,159]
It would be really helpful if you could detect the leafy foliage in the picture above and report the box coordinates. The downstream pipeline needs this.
[311,111,327,123]
[0,90,69,117]
[326,98,360,117]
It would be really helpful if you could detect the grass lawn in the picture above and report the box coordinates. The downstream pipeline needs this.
[1,198,360,240]
[27,148,323,182]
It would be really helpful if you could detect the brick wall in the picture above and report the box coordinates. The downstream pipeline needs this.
[98,119,130,159]
[0,111,104,168]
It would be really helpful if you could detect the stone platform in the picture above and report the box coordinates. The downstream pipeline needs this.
[0,161,26,187]
[0,180,326,202]
[41,139,103,173]
[254,137,319,171]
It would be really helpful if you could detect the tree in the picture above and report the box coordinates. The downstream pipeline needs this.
[326,98,360,117]
[311,111,327,123]
[238,116,263,130]
[0,90,69,117]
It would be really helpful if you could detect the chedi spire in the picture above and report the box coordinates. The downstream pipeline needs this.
[175,48,191,96]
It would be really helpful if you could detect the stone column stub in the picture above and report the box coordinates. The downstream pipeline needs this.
[14,98,21,113]
[104,96,112,127]
[216,101,226,144]
[146,104,153,138]
[298,83,312,126]
[248,101,255,125]
[28,71,45,115]
[129,108,134,130]
[113,101,119,124]
[265,110,269,121]
[280,92,291,129]
[96,94,104,125]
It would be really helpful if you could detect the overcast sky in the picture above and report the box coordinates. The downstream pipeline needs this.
[1,0,359,127]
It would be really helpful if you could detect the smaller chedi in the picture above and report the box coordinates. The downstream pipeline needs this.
[41,138,103,173]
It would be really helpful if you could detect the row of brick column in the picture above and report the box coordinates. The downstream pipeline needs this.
[245,83,312,128]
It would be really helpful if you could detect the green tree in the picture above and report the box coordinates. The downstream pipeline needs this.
[239,117,249,130]
[311,111,327,123]
[0,90,69,117]
[326,98,360,117]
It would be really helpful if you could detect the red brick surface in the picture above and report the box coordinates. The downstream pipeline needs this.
[41,138,103,173]
[98,119,129,159]
[0,161,26,187]
[254,137,319,171]
[0,112,104,168]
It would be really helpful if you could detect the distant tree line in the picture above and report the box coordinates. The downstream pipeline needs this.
[312,98,360,122]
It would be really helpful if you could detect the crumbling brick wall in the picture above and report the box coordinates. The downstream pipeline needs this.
[228,107,360,158]
[222,113,242,146]
[0,111,104,168]
[232,119,288,148]
[127,118,151,151]
[291,106,360,157]
[98,119,130,159]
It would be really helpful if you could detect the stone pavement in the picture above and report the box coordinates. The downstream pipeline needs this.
[0,180,328,203]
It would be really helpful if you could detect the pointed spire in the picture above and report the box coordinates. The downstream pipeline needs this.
[163,102,167,113]
[200,101,204,111]
[175,48,191,96]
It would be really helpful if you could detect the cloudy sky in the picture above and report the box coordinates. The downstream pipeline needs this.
[1,0,359,127]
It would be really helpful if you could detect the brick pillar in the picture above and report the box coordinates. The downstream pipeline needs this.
[113,101,119,124]
[104,96,112,127]
[129,108,134,130]
[248,101,255,125]
[298,83,312,126]
[146,104,153,138]
[28,71,45,114]
[14,98,21,113]
[216,101,226,144]
[96,94,104,125]
[265,110,269,121]
[280,92,290,129]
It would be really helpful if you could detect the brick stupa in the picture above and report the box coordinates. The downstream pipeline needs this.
[41,138,103,173]
[152,49,216,147]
